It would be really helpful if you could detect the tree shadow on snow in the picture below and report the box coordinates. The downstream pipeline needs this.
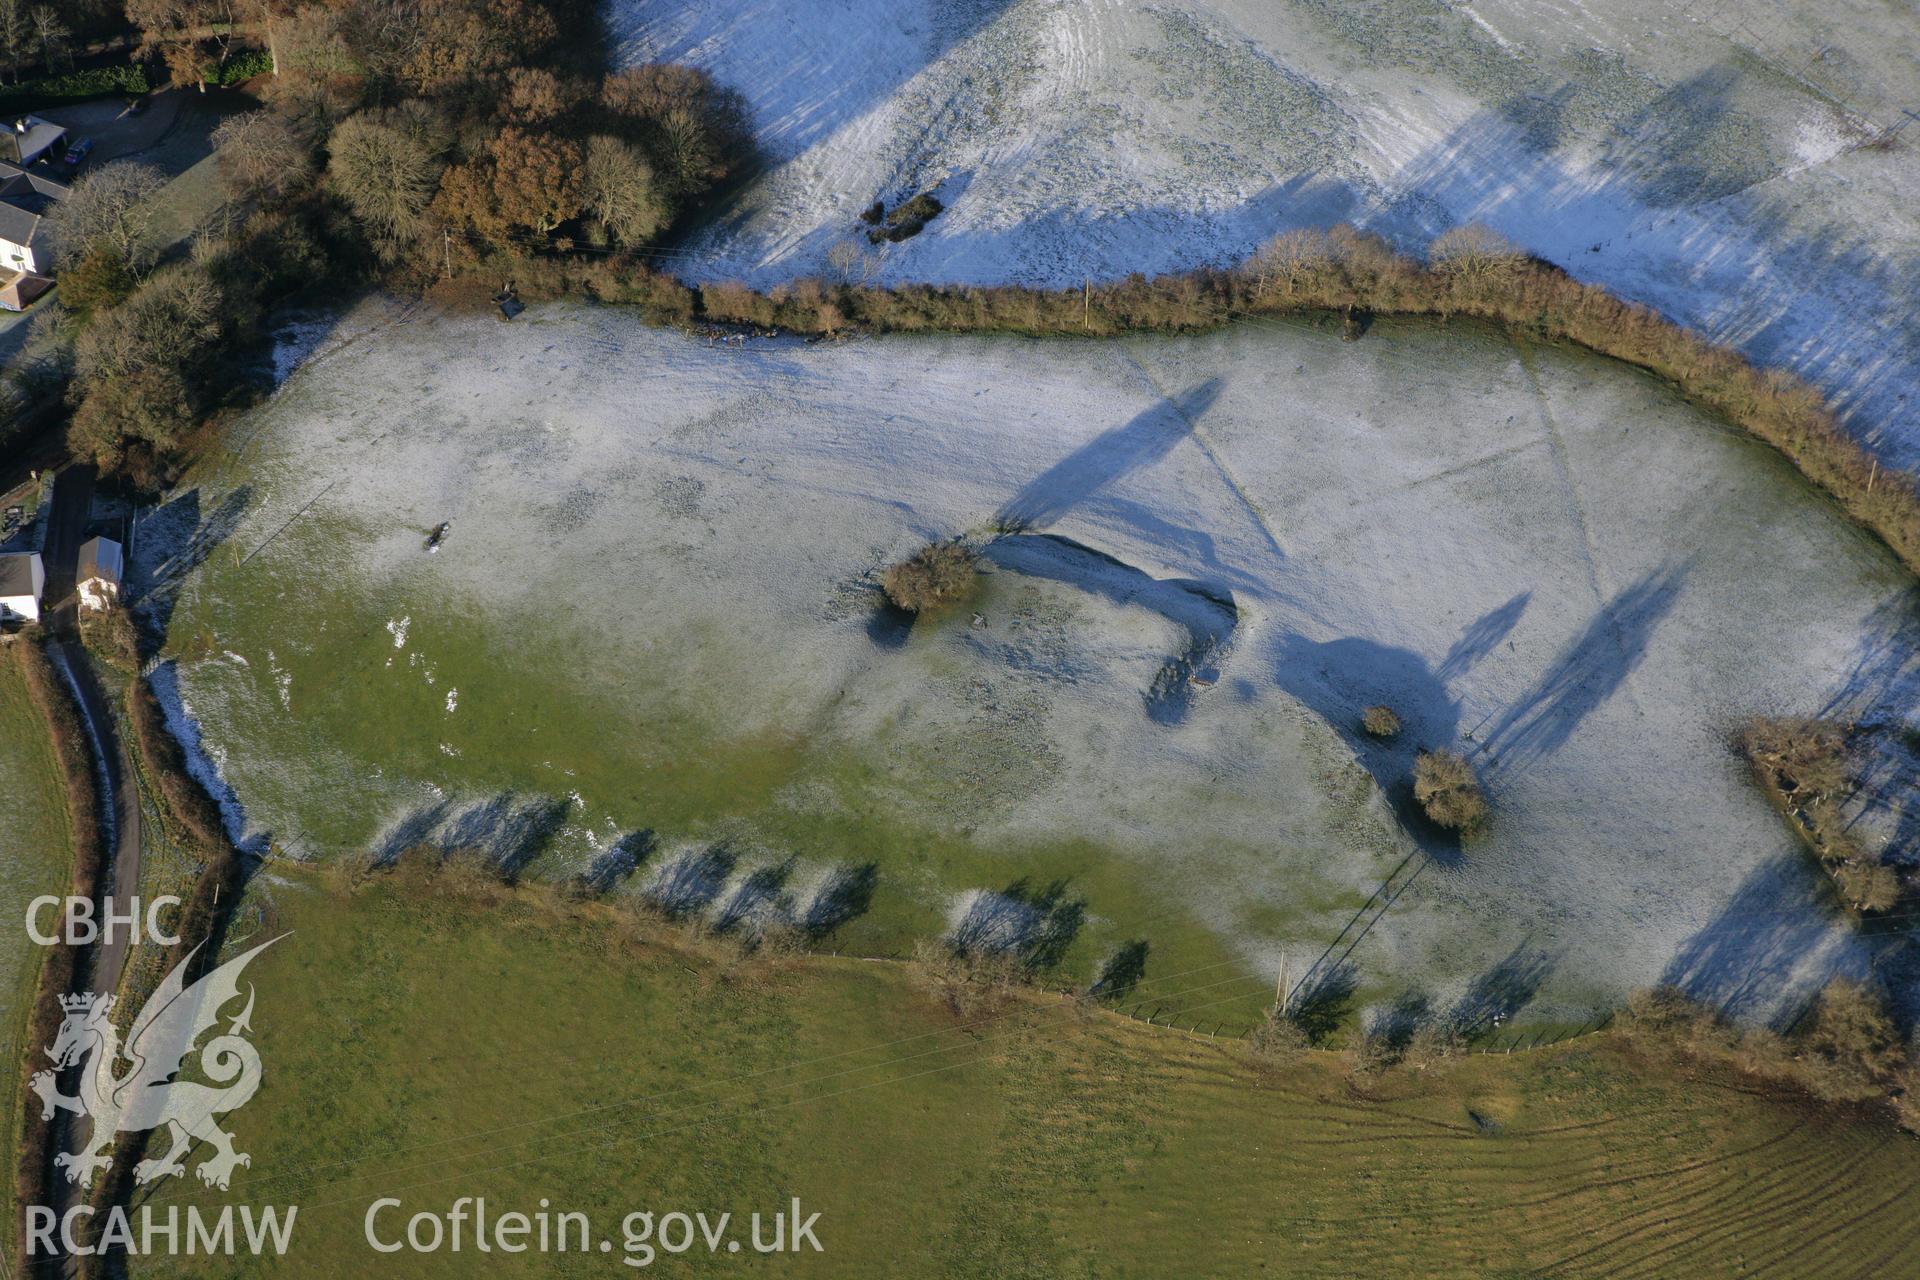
[947,878,1086,975]
[1367,68,1920,468]
[1476,565,1686,780]
[1658,852,1877,1029]
[369,792,569,881]
[129,485,254,655]
[802,861,879,938]
[993,380,1221,533]
[1820,589,1920,870]
[643,842,740,919]
[1088,939,1150,1000]
[572,829,659,896]
[1286,958,1358,1045]
[1271,590,1537,859]
[1446,940,1556,1038]
[712,857,798,936]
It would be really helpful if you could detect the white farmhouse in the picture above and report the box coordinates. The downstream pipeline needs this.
[77,536,123,612]
[0,158,68,309]
[0,551,45,623]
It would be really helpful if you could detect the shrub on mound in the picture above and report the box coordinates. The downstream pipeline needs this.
[1361,704,1401,737]
[1413,749,1487,834]
[881,540,977,613]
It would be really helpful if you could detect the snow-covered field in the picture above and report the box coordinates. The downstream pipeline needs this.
[150,298,1914,1026]
[610,0,1920,467]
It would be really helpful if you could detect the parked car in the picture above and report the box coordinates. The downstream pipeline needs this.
[62,138,94,168]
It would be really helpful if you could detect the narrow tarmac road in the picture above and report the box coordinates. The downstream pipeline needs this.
[40,464,144,997]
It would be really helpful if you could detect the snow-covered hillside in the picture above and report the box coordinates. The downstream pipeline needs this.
[610,0,1920,466]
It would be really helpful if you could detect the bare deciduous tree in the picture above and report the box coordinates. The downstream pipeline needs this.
[581,134,666,245]
[326,109,445,252]
[44,162,168,272]
[1246,228,1335,300]
[0,0,27,84]
[27,3,64,70]
[1428,224,1526,304]
[212,110,313,203]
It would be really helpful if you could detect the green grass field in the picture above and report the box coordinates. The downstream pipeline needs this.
[0,645,75,1259]
[160,526,1284,1027]
[129,870,1920,1278]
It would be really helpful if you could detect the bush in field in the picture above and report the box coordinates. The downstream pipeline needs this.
[1402,1021,1464,1072]
[887,193,943,227]
[1413,749,1487,833]
[1800,979,1906,1100]
[912,938,1022,1018]
[1738,718,1851,812]
[79,607,140,671]
[881,541,977,613]
[1624,980,1911,1113]
[1248,1010,1311,1064]
[1361,704,1400,737]
[1736,718,1905,916]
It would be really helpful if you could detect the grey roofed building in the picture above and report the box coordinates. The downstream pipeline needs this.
[0,116,67,168]
[0,161,69,281]
[0,554,35,595]
[0,551,44,622]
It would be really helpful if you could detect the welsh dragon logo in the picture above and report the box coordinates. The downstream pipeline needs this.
[31,936,284,1191]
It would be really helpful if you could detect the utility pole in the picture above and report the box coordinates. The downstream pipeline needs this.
[443,226,452,279]
[1082,279,1090,328]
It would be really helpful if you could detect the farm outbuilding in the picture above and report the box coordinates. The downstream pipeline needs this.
[77,536,124,612]
[0,551,45,623]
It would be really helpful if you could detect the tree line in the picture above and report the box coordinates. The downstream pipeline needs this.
[34,0,748,483]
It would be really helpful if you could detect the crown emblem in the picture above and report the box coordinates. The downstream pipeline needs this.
[59,992,112,1015]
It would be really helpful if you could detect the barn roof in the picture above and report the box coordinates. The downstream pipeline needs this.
[0,553,37,599]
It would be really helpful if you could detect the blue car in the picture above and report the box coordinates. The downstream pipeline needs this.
[62,138,93,168]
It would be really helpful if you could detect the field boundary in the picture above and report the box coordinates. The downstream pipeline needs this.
[457,224,1920,584]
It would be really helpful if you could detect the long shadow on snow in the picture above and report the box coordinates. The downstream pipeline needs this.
[993,380,1221,533]
[1820,589,1920,869]
[802,861,879,938]
[1369,70,1920,469]
[128,486,254,656]
[1476,565,1685,780]
[370,792,569,881]
[145,660,266,855]
[1447,940,1556,1038]
[947,877,1086,975]
[575,829,659,895]
[607,0,1020,200]
[1270,592,1531,860]
[1658,852,1884,1029]
[643,843,740,919]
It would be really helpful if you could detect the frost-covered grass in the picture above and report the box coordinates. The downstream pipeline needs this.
[610,0,1920,465]
[150,298,1910,1028]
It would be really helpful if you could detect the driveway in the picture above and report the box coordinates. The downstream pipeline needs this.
[36,88,189,168]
